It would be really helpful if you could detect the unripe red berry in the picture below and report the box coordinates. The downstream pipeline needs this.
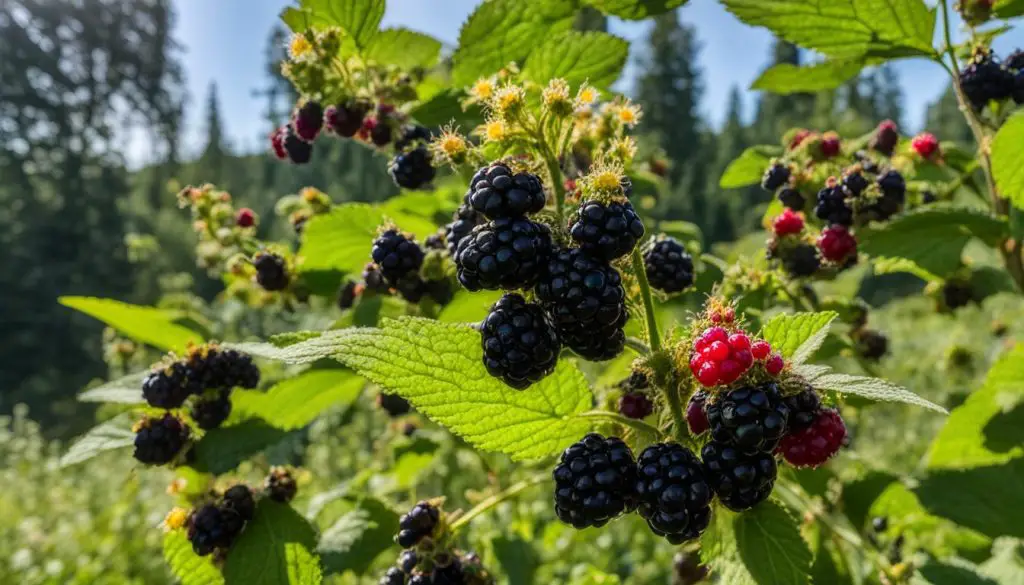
[817,225,858,263]
[270,128,287,160]
[734,349,754,369]
[766,354,785,376]
[619,392,654,419]
[751,340,771,360]
[777,409,847,468]
[789,129,812,150]
[772,209,805,236]
[871,119,900,156]
[705,341,731,362]
[710,312,722,324]
[820,132,841,158]
[236,208,256,228]
[723,307,735,323]
[694,336,710,354]
[689,353,703,376]
[696,361,720,387]
[911,132,940,160]
[686,392,709,434]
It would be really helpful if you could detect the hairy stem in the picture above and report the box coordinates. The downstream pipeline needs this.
[630,247,662,352]
[449,475,550,532]
[662,381,690,446]
[544,150,566,225]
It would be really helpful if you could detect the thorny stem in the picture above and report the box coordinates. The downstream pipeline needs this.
[630,247,662,352]
[449,475,550,532]
[578,410,664,439]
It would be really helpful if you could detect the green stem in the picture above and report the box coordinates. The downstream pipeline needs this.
[449,475,550,532]
[544,150,566,225]
[578,410,664,439]
[662,383,689,446]
[625,336,651,355]
[630,247,662,352]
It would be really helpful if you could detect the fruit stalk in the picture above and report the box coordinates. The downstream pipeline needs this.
[449,475,551,532]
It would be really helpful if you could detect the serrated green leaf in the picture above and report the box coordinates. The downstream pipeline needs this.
[60,414,135,467]
[192,419,290,475]
[234,369,363,431]
[701,508,758,585]
[270,331,325,348]
[841,470,898,531]
[761,311,837,363]
[238,318,595,460]
[364,28,441,69]
[297,0,383,49]
[734,500,813,585]
[224,501,321,585]
[720,146,773,189]
[808,370,947,413]
[451,0,576,87]
[521,31,629,89]
[752,60,863,94]
[437,290,503,323]
[318,497,399,575]
[164,530,225,585]
[927,344,1024,469]
[78,371,147,404]
[915,458,1024,539]
[917,559,1001,585]
[995,0,1024,20]
[872,256,940,282]
[857,206,1007,278]
[582,0,687,19]
[59,296,204,351]
[992,113,1024,211]
[721,0,936,60]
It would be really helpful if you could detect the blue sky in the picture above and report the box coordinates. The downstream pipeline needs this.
[153,0,1023,166]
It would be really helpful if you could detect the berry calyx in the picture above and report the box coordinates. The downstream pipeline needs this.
[777,408,847,468]
[706,383,790,454]
[397,502,440,548]
[553,433,638,528]
[235,208,257,228]
[643,236,695,294]
[480,293,560,389]
[634,443,713,543]
[817,225,858,263]
[772,209,805,236]
[911,132,940,160]
[619,391,654,419]
[569,199,645,261]
[685,391,709,435]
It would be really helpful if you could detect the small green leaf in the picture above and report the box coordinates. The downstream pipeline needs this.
[995,0,1024,19]
[521,31,629,89]
[318,497,399,575]
[917,559,1000,585]
[752,60,863,94]
[761,311,838,363]
[60,414,136,467]
[437,290,503,323]
[280,7,310,32]
[234,369,363,431]
[915,458,1024,539]
[872,256,940,282]
[224,501,322,585]
[806,369,947,413]
[164,530,225,585]
[970,266,1018,301]
[700,508,758,585]
[720,146,773,189]
[494,535,541,585]
[78,371,147,404]
[409,88,484,128]
[59,296,204,351]
[364,28,442,69]
[734,500,813,585]
[992,113,1024,211]
[298,204,434,275]
[270,331,326,348]
[841,471,898,530]
[297,0,384,49]
[192,419,290,475]
[582,0,687,19]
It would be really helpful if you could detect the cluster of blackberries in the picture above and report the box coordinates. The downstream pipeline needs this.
[349,228,453,308]
[379,502,494,585]
[186,485,256,557]
[960,49,1024,110]
[642,236,695,294]
[253,251,290,292]
[617,370,654,420]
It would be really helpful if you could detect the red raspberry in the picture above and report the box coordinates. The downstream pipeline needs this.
[777,409,846,468]
[727,333,751,351]
[619,392,654,419]
[686,392,709,434]
[817,225,858,263]
[702,327,728,345]
[718,359,743,385]
[821,132,841,158]
[270,128,287,160]
[789,129,812,150]
[236,208,256,228]
[734,349,754,369]
[772,209,805,237]
[911,132,940,160]
[765,354,785,376]
[751,340,771,360]
[696,361,720,387]
[704,341,731,362]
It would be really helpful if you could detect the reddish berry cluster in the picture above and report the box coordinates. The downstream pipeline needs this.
[817,225,857,263]
[776,409,847,467]
[819,132,841,158]
[911,132,940,160]
[772,209,805,237]
[689,327,785,388]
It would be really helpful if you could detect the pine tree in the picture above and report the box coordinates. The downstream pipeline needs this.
[198,82,228,180]
[706,87,750,241]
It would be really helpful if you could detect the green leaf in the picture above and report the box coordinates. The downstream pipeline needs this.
[409,88,484,128]
[280,7,310,32]
[437,290,503,323]
[720,146,773,189]
[806,369,947,413]
[979,538,1024,585]
[970,265,1018,300]
[318,497,399,575]
[927,344,1024,469]
[521,31,629,89]
[734,500,813,585]
[992,113,1024,211]
[995,0,1024,20]
[917,559,1000,585]
[364,28,442,69]
[721,0,936,60]
[701,508,758,585]
[239,318,595,461]
[224,501,322,585]
[59,296,204,351]
[582,0,687,19]
[752,60,864,94]
[494,535,541,585]
[234,369,363,431]
[761,311,838,363]
[297,0,384,49]
[78,371,147,404]
[164,530,225,585]
[60,414,135,467]
[857,206,1008,278]
[192,419,290,475]
[872,256,940,282]
[841,471,897,530]
[451,0,576,87]
[914,458,1024,539]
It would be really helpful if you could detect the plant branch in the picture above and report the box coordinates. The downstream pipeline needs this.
[630,247,662,352]
[450,475,550,532]
[578,410,664,439]
[625,336,651,355]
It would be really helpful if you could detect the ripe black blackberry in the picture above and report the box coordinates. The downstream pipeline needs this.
[553,433,638,528]
[424,233,445,250]
[622,369,650,391]
[399,550,419,573]
[380,567,406,585]
[191,391,233,430]
[706,383,790,454]
[535,247,628,361]
[481,294,560,389]
[338,280,359,310]
[467,163,546,219]
[134,413,191,465]
[372,229,425,285]
[378,392,412,416]
[394,125,432,151]
[761,163,790,191]
[454,217,552,291]
[643,236,695,294]
[1007,50,1024,72]
[783,387,822,434]
[200,348,260,390]
[778,188,805,211]
[873,170,907,220]
[396,275,427,303]
[942,280,974,309]
[568,199,645,261]
[254,252,290,291]
[282,127,313,164]
[430,559,466,585]
[371,121,394,147]
[388,146,435,190]
[293,101,324,142]
[673,551,709,585]
[815,184,853,226]
[265,467,298,503]
[634,443,713,543]
[780,243,821,278]
[142,363,193,409]
[187,504,236,556]
[397,501,440,548]
[701,441,777,511]
[854,329,889,361]
[842,170,870,196]
[960,52,1015,109]
[326,101,370,137]
[445,202,486,256]
[426,278,454,305]
[222,485,257,523]
[363,263,391,293]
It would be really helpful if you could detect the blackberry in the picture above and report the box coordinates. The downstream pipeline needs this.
[622,370,650,391]
[371,120,394,147]
[191,391,233,430]
[363,263,391,293]
[380,567,406,585]
[293,101,324,142]
[942,280,974,309]
[778,188,805,211]
[265,467,298,503]
[270,128,288,160]
[960,52,1015,109]
[326,101,370,137]
[535,248,628,361]
[568,199,645,261]
[777,408,847,468]
[424,233,445,250]
[701,441,777,511]
[389,147,436,190]
[399,550,419,574]
[378,393,411,416]
[254,252,290,291]
[480,293,560,389]
[395,125,432,151]
[781,243,821,278]
[673,551,709,585]
[222,485,257,523]
[397,502,440,548]
[445,202,486,256]
[408,575,430,585]
[618,391,654,419]
[854,329,888,361]
[866,170,906,220]
[425,278,454,305]
[686,391,710,435]
[200,348,260,390]
[553,433,638,528]
[372,229,425,285]
[761,163,790,191]
[643,237,694,293]
[814,184,853,226]
[142,363,192,409]
[430,559,466,585]
[133,413,191,465]
[187,504,236,556]
[783,387,822,433]
[842,171,870,196]
[634,443,713,543]
[454,217,553,291]
[396,275,427,303]
[338,280,359,310]
[467,163,546,219]
[706,383,790,454]
[283,127,313,164]
[1007,50,1024,72]
[871,120,900,157]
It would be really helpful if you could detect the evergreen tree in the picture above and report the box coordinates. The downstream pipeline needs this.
[198,82,228,181]
[707,87,751,241]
